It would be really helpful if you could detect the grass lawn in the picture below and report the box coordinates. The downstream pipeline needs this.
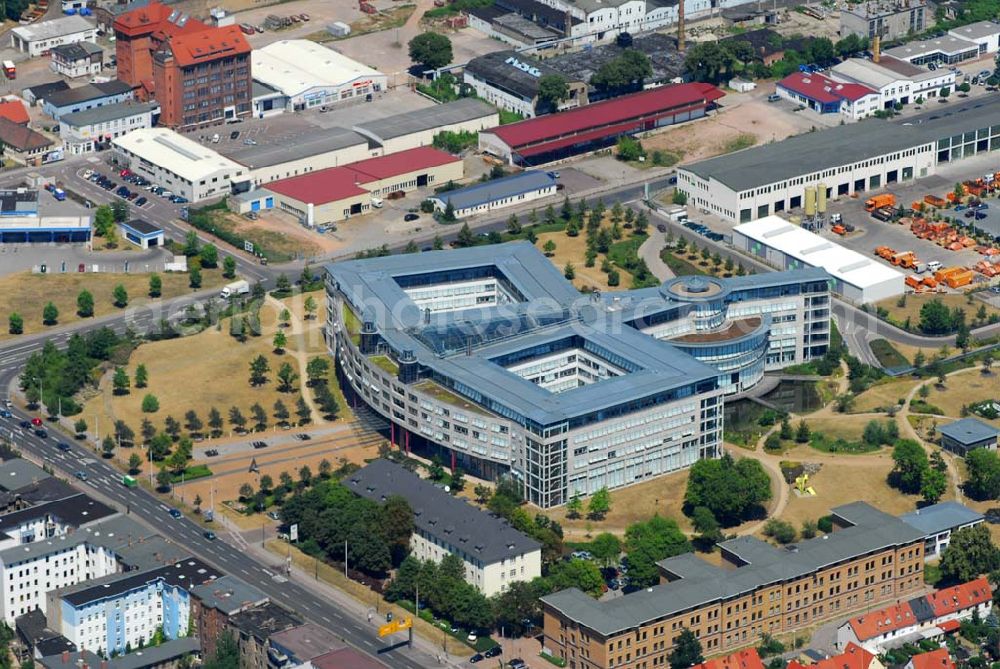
[660,250,708,277]
[543,468,693,536]
[536,228,635,291]
[803,414,880,442]
[870,339,909,368]
[776,457,920,529]
[923,371,1000,423]
[0,270,224,340]
[875,293,1000,330]
[852,378,915,413]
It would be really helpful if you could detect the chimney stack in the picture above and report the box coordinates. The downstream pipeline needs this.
[678,0,685,50]
[873,33,881,62]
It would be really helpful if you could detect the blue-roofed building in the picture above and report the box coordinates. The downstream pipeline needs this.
[326,241,831,507]
[939,417,1000,456]
[429,171,556,219]
[900,501,985,560]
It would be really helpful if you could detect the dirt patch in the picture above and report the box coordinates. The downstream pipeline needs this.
[217,210,322,261]
[308,4,415,42]
[0,270,224,340]
[644,99,818,164]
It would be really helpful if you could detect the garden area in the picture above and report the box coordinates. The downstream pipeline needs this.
[659,234,752,280]
[186,200,321,263]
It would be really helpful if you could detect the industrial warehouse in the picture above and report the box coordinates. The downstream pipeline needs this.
[327,242,830,508]
[479,82,724,165]
[677,97,1000,225]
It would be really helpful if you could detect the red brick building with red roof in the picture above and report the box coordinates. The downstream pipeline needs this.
[775,72,879,120]
[114,1,251,129]
[925,577,992,619]
[790,643,881,669]
[906,649,955,669]
[692,648,765,669]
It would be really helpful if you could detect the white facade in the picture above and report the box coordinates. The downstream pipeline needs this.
[59,103,157,156]
[830,59,955,108]
[251,40,386,112]
[429,179,557,218]
[112,128,245,202]
[10,16,97,57]
[463,70,537,119]
[948,21,1000,56]
[775,78,881,120]
[409,527,541,597]
[733,216,905,303]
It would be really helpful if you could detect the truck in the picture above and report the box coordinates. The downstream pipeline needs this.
[864,193,896,212]
[220,280,250,299]
[924,195,947,209]
[121,475,137,488]
[3,61,15,80]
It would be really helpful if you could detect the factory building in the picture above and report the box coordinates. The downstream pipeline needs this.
[839,0,926,41]
[352,99,498,154]
[677,97,1000,225]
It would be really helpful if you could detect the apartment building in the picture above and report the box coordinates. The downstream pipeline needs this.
[347,459,541,596]
[59,102,159,156]
[541,502,926,669]
[327,242,830,508]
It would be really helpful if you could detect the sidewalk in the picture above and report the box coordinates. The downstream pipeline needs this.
[218,514,469,668]
[639,230,674,281]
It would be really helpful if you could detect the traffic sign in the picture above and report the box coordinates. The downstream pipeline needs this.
[244,240,254,253]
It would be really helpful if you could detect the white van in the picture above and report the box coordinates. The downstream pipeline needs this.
[211,133,220,143]
[927,260,942,272]
[371,197,384,208]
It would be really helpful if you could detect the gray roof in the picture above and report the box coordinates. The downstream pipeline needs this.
[50,41,102,61]
[433,171,555,210]
[45,80,132,109]
[221,126,368,170]
[938,417,1000,445]
[60,558,220,607]
[885,35,979,59]
[229,601,302,640]
[353,98,496,142]
[0,514,155,566]
[12,15,94,41]
[900,501,984,537]
[542,502,925,637]
[22,81,69,100]
[465,50,568,100]
[269,622,345,663]
[0,493,115,540]
[682,96,1000,192]
[348,459,541,563]
[0,459,50,491]
[545,33,684,89]
[190,574,269,614]
[41,639,200,669]
[60,101,157,128]
[327,242,725,426]
[948,20,1000,40]
[252,80,281,99]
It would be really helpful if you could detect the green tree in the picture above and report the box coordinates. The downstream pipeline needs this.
[890,439,929,494]
[940,524,1000,584]
[408,32,453,70]
[155,468,172,491]
[566,494,583,519]
[587,487,611,519]
[763,519,797,544]
[306,356,330,386]
[691,505,723,548]
[543,239,556,256]
[228,406,247,432]
[147,273,162,298]
[685,453,772,525]
[189,266,202,289]
[273,399,290,425]
[250,403,267,431]
[304,295,318,320]
[456,221,474,246]
[249,355,270,386]
[536,74,568,113]
[8,312,22,335]
[669,629,704,669]
[113,367,130,395]
[42,302,58,326]
[921,467,948,504]
[200,243,218,268]
[135,364,148,388]
[591,49,653,91]
[112,284,128,308]
[74,418,87,437]
[141,394,159,413]
[207,408,223,437]
[625,515,691,587]
[110,199,129,223]
[590,532,622,566]
[276,362,298,392]
[222,256,237,279]
[94,204,115,236]
[296,396,311,424]
[795,419,811,443]
[273,330,287,353]
[128,452,142,475]
[76,290,94,317]
[684,41,737,83]
[966,448,1000,500]
[919,298,956,335]
[547,559,604,597]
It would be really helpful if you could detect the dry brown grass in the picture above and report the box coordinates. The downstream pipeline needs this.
[923,371,1000,423]
[803,414,882,441]
[852,378,916,413]
[0,270,224,340]
[875,292,1000,330]
[537,226,635,292]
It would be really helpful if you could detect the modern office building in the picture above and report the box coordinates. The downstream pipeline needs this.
[348,459,541,595]
[112,128,246,202]
[114,1,252,128]
[884,35,980,65]
[541,502,926,669]
[677,97,1000,225]
[326,242,830,507]
[839,0,926,40]
[251,40,387,112]
[937,417,1000,456]
[946,20,1000,57]
[900,501,985,560]
[58,102,159,156]
[48,558,221,656]
[733,216,905,303]
[829,57,955,108]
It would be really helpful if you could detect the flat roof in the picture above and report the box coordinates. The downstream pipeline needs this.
[61,558,219,606]
[465,50,573,100]
[189,574,268,614]
[113,128,243,182]
[885,35,978,59]
[485,83,723,149]
[735,216,904,291]
[60,101,158,128]
[900,501,984,536]
[12,15,94,41]
[221,125,368,170]
[252,40,382,98]
[949,20,1000,40]
[542,502,924,637]
[0,459,49,491]
[269,622,345,662]
[348,459,541,563]
[229,602,302,640]
[937,417,1000,444]
[120,218,162,235]
[432,170,554,210]
[353,98,496,142]
[682,96,1000,192]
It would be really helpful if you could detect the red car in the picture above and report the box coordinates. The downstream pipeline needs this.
[30,417,42,426]
[119,169,133,177]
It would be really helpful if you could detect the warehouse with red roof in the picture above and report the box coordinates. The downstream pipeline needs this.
[478,82,724,166]
[776,72,879,121]
[263,146,463,227]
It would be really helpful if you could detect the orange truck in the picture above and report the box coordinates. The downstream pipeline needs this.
[925,195,948,208]
[864,193,896,212]
[905,275,923,290]
[891,251,917,268]
[832,225,846,235]
[874,246,895,260]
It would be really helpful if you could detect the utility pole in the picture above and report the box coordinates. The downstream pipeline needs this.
[344,539,348,578]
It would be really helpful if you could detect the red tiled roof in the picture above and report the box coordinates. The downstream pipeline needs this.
[347,146,459,180]
[164,25,250,68]
[486,82,724,148]
[267,147,461,205]
[778,72,876,104]
[847,602,917,641]
[908,649,955,669]
[0,100,29,125]
[114,1,207,36]
[0,117,52,152]
[938,619,961,633]
[692,648,766,669]
[926,577,992,618]
[789,643,876,669]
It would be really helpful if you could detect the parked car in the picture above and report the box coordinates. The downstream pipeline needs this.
[404,213,419,221]
[484,647,501,658]
[470,654,484,664]
[657,223,667,232]
[135,197,147,207]
[168,509,182,519]
[268,511,280,521]
[295,433,311,440]
[767,94,781,102]
[230,130,240,140]
[205,449,219,457]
